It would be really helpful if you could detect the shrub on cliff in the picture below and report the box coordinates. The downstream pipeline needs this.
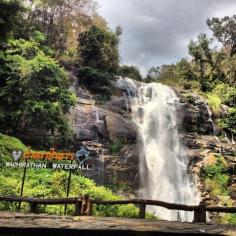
[77,25,119,100]
[77,66,114,100]
[78,25,119,74]
[0,39,77,145]
[117,65,142,81]
[219,108,236,134]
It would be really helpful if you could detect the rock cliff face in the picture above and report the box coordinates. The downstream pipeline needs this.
[70,76,236,207]
[70,83,139,197]
[176,91,236,212]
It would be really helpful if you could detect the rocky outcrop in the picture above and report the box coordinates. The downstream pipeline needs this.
[176,91,215,135]
[176,90,235,210]
[70,75,235,212]
[70,83,138,194]
[105,113,137,141]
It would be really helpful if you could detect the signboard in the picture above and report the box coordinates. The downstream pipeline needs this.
[6,147,92,171]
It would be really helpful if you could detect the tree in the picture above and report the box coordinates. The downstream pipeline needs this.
[0,39,76,145]
[188,34,213,65]
[188,34,214,91]
[78,25,119,73]
[176,59,194,81]
[207,15,236,57]
[77,67,113,100]
[25,0,106,55]
[117,65,142,81]
[0,0,25,41]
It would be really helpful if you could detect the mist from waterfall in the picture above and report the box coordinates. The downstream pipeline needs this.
[117,77,200,222]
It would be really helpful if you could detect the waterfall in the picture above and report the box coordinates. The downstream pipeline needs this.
[231,132,235,145]
[117,77,200,222]
[199,96,216,136]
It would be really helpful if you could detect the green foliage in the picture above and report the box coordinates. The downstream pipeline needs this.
[229,214,236,224]
[204,155,228,177]
[207,15,236,57]
[0,39,76,146]
[78,25,119,73]
[207,94,221,114]
[30,31,46,44]
[0,0,25,41]
[204,155,230,196]
[108,138,125,155]
[117,65,142,81]
[25,0,107,54]
[176,58,195,81]
[219,108,236,134]
[212,83,236,107]
[78,66,114,100]
[0,133,26,164]
[77,25,119,100]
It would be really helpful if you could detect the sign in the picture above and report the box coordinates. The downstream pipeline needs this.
[6,147,92,171]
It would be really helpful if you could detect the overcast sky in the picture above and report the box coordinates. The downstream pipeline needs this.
[96,0,236,75]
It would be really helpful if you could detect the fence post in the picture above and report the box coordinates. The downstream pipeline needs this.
[29,203,38,213]
[193,201,206,223]
[81,195,89,215]
[85,200,93,216]
[139,202,146,219]
[74,197,82,216]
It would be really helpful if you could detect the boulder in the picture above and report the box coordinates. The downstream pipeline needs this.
[72,104,96,141]
[105,96,129,114]
[105,113,137,141]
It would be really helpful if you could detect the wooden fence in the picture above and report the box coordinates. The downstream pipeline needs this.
[0,196,235,223]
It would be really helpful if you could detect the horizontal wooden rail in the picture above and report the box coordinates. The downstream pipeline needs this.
[92,199,199,211]
[0,196,235,223]
[206,206,236,213]
[0,196,81,205]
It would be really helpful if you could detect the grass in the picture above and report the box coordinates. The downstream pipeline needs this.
[0,133,27,163]
[207,93,221,115]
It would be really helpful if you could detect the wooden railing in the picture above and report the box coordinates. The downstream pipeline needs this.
[0,196,236,223]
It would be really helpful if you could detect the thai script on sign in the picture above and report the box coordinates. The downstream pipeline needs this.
[23,149,75,161]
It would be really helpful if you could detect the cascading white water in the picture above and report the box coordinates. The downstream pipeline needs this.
[117,77,200,222]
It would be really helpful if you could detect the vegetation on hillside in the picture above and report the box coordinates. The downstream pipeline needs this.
[145,15,236,137]
[0,133,139,217]
[77,25,120,99]
[0,39,76,147]
[203,154,236,224]
[117,65,142,81]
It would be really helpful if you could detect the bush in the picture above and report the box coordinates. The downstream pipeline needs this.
[207,94,221,115]
[219,108,236,134]
[78,67,114,100]
[0,39,76,146]
[204,155,230,196]
[212,83,236,107]
[78,25,119,74]
[0,133,26,163]
[108,138,125,155]
[117,65,142,81]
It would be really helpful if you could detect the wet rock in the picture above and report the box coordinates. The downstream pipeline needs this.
[105,96,129,114]
[105,113,137,141]
[72,104,96,141]
[177,92,214,135]
[101,149,139,195]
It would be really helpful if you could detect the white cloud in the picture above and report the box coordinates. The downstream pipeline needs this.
[97,0,236,75]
